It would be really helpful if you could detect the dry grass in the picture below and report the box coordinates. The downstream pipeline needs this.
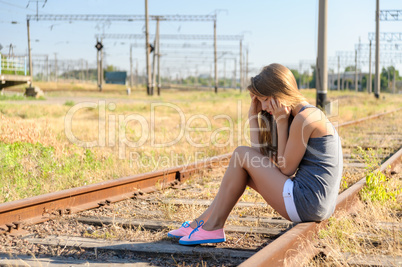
[1,89,402,204]
[8,80,135,92]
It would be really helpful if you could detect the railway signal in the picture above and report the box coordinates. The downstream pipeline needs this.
[95,39,103,91]
[95,41,103,51]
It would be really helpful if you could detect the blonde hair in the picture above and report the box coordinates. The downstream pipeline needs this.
[247,63,306,158]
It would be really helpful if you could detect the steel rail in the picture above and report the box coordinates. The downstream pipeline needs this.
[0,153,230,231]
[336,107,402,128]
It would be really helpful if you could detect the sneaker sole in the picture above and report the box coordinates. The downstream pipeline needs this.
[179,238,226,245]
[167,233,183,238]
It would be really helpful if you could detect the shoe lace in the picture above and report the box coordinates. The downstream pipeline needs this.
[188,219,204,238]
[182,221,190,228]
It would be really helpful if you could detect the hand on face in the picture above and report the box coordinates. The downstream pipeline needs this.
[248,93,262,117]
[269,98,291,123]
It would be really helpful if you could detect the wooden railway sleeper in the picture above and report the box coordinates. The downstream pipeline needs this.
[5,221,29,237]
[98,200,111,207]
[132,180,178,200]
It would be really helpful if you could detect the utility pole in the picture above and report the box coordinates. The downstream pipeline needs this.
[145,0,152,95]
[27,19,33,85]
[368,40,372,94]
[223,59,226,88]
[393,64,396,94]
[234,58,237,89]
[209,64,212,88]
[130,44,133,89]
[54,53,57,82]
[316,0,328,109]
[358,37,362,92]
[239,40,243,92]
[214,18,218,93]
[46,54,49,82]
[374,0,380,99]
[157,50,161,95]
[299,62,302,89]
[337,55,340,91]
[341,72,344,91]
[86,60,88,82]
[355,49,358,91]
[80,59,84,82]
[152,17,160,95]
[96,38,101,90]
[387,67,390,90]
[136,60,138,86]
[156,21,161,95]
[100,38,103,91]
[246,48,249,87]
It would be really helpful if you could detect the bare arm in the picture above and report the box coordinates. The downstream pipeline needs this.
[276,119,289,167]
[270,99,312,176]
[279,114,316,175]
[249,115,260,151]
[248,94,262,152]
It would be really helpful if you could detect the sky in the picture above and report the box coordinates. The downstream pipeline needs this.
[1,0,402,79]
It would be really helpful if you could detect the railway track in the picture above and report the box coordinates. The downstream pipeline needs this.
[0,109,401,266]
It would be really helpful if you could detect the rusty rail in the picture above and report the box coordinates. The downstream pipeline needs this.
[0,153,231,231]
[336,107,402,128]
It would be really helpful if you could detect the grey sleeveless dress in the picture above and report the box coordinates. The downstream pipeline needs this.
[292,105,343,222]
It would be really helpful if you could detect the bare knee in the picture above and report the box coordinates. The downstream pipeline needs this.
[232,146,253,168]
[232,146,272,170]
[233,145,250,155]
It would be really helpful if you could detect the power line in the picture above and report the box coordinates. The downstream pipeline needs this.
[125,43,239,50]
[0,0,35,10]
[26,14,216,22]
[96,33,243,41]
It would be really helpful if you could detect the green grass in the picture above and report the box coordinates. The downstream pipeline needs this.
[0,94,46,101]
[0,94,26,101]
[0,142,103,202]
[357,147,401,204]
[0,70,27,75]
[64,100,75,106]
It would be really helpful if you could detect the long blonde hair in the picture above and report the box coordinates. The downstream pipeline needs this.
[247,63,306,159]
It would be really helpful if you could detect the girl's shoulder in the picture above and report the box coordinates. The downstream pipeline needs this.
[295,107,335,138]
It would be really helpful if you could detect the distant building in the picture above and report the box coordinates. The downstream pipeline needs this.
[105,71,127,85]
[328,71,369,91]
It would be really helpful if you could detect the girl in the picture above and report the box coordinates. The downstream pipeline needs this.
[168,63,343,245]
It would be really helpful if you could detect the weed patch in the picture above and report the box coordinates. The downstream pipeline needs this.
[356,147,401,204]
[0,94,26,101]
[0,142,102,202]
[64,100,75,106]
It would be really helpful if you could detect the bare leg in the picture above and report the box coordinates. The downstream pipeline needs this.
[192,146,290,230]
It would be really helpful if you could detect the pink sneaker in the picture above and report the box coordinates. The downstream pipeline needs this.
[167,221,193,238]
[179,220,226,245]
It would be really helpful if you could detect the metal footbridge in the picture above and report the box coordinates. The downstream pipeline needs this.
[0,53,32,90]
